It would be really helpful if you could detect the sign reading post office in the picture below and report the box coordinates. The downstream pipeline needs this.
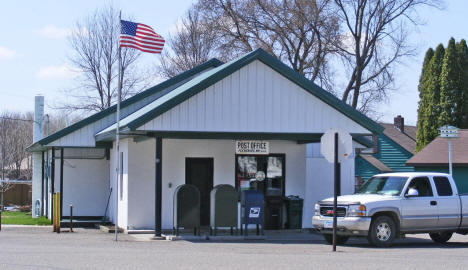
[236,141,269,155]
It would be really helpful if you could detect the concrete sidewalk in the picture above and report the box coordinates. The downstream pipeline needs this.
[129,230,325,242]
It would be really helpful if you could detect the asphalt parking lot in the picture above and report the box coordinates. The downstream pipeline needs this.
[1,226,468,270]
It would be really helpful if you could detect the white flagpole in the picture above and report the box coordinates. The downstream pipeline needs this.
[115,10,122,242]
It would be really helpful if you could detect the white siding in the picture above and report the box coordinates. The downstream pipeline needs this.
[120,138,306,230]
[57,159,110,217]
[127,138,156,230]
[140,60,371,135]
[53,150,110,217]
[108,139,130,229]
[304,153,356,228]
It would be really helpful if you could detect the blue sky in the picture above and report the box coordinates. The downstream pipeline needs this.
[0,0,466,125]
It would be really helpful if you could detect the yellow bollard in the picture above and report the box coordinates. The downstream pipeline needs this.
[52,193,56,232]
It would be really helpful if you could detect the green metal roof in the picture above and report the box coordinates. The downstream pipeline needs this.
[96,49,383,139]
[26,58,223,151]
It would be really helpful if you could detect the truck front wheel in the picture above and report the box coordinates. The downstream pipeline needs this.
[368,215,396,247]
[429,232,453,243]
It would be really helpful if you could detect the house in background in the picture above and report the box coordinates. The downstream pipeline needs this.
[406,130,468,193]
[355,115,416,185]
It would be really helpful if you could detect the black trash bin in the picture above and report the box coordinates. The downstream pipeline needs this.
[284,195,303,229]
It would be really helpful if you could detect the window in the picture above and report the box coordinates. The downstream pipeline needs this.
[406,177,433,197]
[356,176,407,196]
[433,177,453,196]
[235,154,285,196]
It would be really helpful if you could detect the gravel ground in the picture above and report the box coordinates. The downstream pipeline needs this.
[1,226,468,270]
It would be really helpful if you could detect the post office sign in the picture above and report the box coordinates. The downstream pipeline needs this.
[236,140,269,155]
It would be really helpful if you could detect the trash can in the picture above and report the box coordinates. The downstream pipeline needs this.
[284,195,303,229]
[241,190,264,236]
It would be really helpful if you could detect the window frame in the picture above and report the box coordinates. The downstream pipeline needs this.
[404,176,434,197]
[433,176,454,197]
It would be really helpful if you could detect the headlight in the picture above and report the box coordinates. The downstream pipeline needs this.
[314,203,320,215]
[347,204,366,217]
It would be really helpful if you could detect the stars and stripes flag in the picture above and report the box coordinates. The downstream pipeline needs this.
[119,20,165,54]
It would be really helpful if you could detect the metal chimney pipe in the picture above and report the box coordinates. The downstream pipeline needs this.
[34,96,44,142]
[32,95,45,218]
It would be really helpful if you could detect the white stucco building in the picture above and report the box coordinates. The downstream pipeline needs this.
[28,49,382,233]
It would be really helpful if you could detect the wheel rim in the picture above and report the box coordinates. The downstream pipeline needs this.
[376,222,391,241]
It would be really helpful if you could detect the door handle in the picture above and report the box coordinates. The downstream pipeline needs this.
[430,201,437,206]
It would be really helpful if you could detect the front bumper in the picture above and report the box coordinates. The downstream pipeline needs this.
[312,215,371,236]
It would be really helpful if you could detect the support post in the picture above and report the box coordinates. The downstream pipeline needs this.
[45,151,49,218]
[51,148,55,222]
[60,148,64,220]
[41,151,45,215]
[332,132,339,252]
[154,137,162,237]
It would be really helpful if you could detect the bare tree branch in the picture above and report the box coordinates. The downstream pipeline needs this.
[335,0,444,111]
[56,5,155,114]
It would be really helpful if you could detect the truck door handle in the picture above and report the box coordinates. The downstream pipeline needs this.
[430,201,437,206]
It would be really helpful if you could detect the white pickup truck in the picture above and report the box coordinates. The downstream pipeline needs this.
[312,172,468,247]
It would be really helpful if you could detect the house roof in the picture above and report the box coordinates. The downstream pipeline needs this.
[96,48,383,139]
[359,154,392,172]
[379,123,416,154]
[406,129,468,166]
[26,58,224,151]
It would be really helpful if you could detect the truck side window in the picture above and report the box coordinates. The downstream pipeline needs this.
[433,177,453,196]
[406,177,433,197]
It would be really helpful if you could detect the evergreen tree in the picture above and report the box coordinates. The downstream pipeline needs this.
[416,48,434,151]
[439,38,458,127]
[455,39,468,128]
[424,44,445,146]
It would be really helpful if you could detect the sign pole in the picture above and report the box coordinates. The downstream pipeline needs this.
[332,132,338,252]
[448,138,453,176]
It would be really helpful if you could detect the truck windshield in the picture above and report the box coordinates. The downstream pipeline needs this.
[356,176,408,195]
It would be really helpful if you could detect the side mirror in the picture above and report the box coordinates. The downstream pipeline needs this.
[405,188,419,198]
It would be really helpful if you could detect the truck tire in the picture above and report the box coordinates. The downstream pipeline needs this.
[429,232,453,243]
[367,215,396,247]
[323,234,349,245]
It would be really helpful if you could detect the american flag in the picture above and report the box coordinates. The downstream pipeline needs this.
[119,20,165,54]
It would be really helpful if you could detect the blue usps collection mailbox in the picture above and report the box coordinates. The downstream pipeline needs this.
[241,190,264,236]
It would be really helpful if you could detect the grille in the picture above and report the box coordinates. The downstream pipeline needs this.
[320,206,346,217]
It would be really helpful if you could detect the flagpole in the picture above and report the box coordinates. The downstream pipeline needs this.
[115,10,122,242]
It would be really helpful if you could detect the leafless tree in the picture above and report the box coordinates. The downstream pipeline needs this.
[61,5,154,113]
[168,0,341,90]
[0,180,13,210]
[334,0,443,111]
[0,112,34,208]
[0,112,33,181]
[159,7,218,79]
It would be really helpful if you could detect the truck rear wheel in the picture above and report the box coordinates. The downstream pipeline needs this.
[368,215,396,247]
[323,234,349,245]
[429,232,453,243]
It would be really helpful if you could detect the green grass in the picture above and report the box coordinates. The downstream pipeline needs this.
[1,211,51,225]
